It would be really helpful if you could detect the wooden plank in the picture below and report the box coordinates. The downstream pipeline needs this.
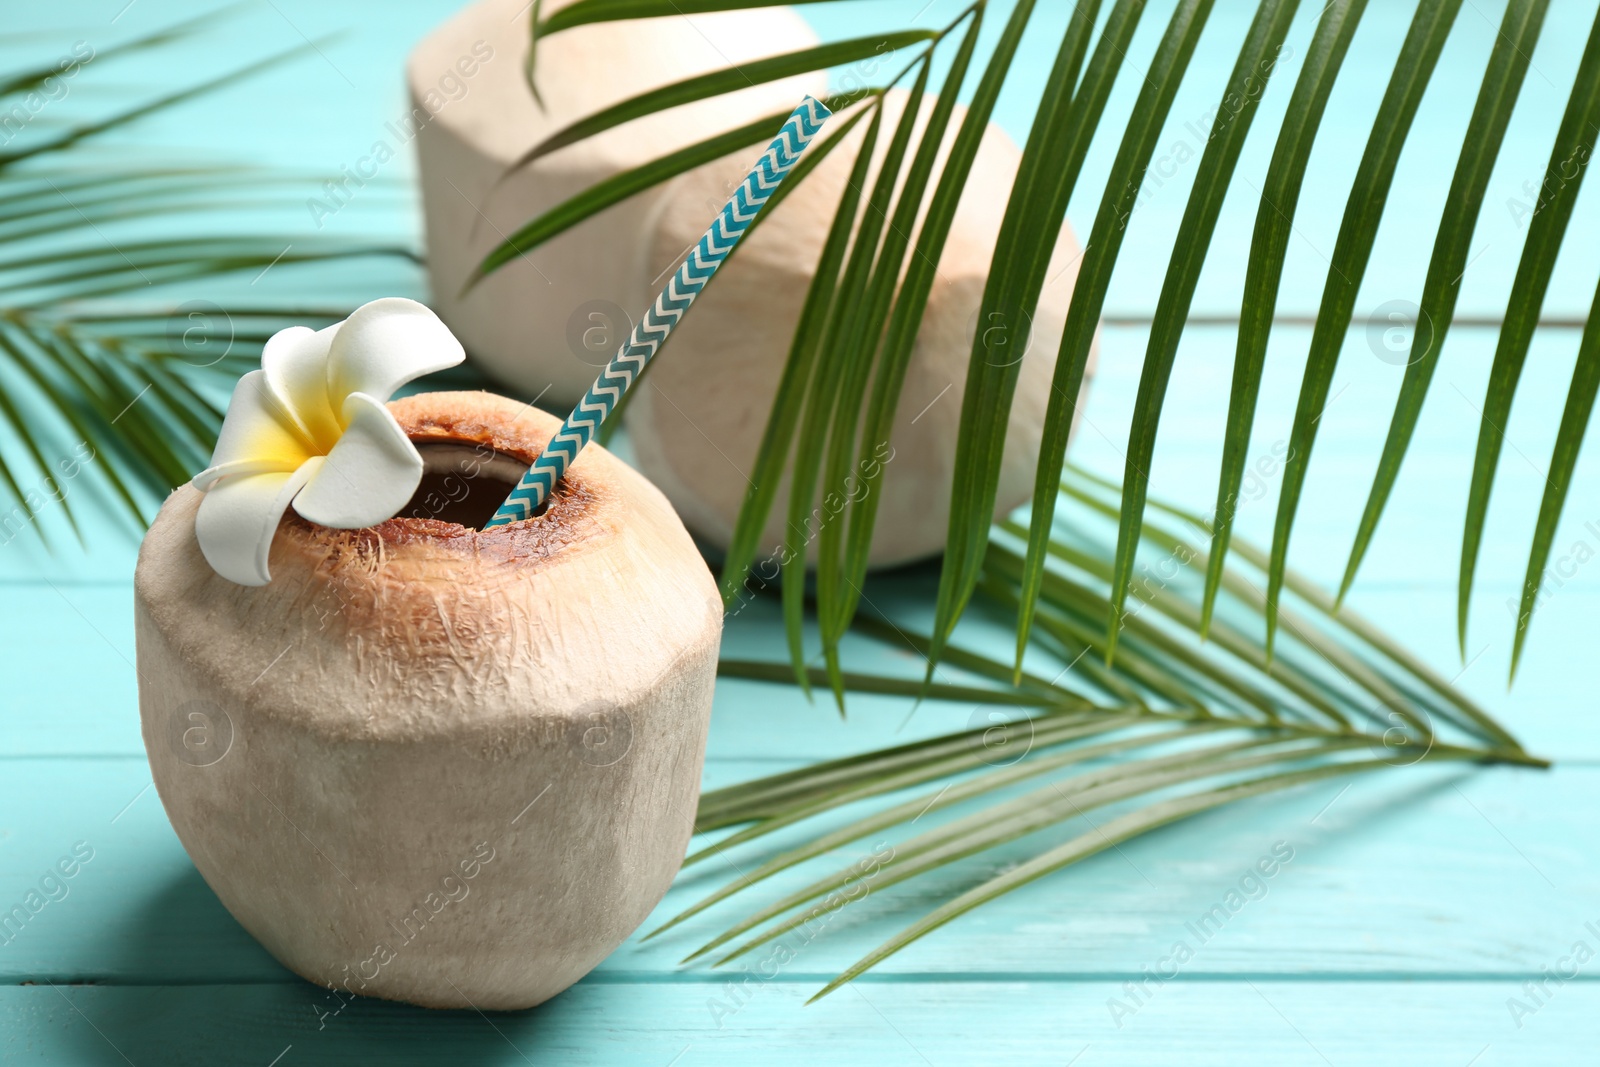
[5,2,1600,1061]
[0,754,1592,985]
[1067,325,1600,595]
[2,977,1595,1065]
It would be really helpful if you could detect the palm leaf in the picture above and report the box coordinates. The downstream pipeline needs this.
[1265,0,1464,654]
[1341,0,1549,607]
[1459,6,1600,651]
[682,475,1538,998]
[535,0,837,39]
[665,727,1190,948]
[1513,278,1600,676]
[786,51,946,702]
[807,757,1394,1002]
[941,0,1129,681]
[704,737,1317,966]
[0,10,413,546]
[717,101,884,623]
[490,1,1570,977]
[482,0,1600,668]
[467,91,873,288]
[1010,0,1218,666]
[509,31,935,173]
[1110,0,1300,659]
[594,98,879,444]
[818,0,1046,694]
[1204,0,1367,635]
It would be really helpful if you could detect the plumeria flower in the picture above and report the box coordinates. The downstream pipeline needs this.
[192,298,465,586]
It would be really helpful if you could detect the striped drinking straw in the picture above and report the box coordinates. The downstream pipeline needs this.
[483,95,833,529]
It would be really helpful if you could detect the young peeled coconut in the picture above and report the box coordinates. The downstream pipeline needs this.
[624,90,1096,568]
[410,0,828,405]
[135,387,721,1009]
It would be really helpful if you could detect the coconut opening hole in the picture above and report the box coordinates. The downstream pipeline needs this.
[401,441,550,529]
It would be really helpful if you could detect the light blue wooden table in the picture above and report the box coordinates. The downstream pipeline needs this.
[4,1,1598,1063]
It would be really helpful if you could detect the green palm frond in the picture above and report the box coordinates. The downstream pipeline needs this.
[1349,0,1548,634]
[672,469,1538,999]
[1465,8,1600,664]
[481,0,1600,682]
[485,8,1563,988]
[0,10,413,542]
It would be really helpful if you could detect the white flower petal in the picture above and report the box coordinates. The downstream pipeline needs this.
[261,323,342,447]
[192,457,295,492]
[291,392,422,529]
[325,297,464,407]
[195,459,323,587]
[193,370,312,488]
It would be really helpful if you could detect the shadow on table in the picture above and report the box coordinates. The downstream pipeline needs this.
[46,866,626,1067]
[48,763,1507,1064]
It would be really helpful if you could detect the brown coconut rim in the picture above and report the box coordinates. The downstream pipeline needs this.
[273,391,616,575]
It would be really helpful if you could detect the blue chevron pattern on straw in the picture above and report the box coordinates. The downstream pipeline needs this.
[484,95,832,529]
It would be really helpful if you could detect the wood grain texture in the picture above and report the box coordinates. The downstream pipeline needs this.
[0,756,1592,984]
[4,0,1599,1060]
[2,980,1595,1066]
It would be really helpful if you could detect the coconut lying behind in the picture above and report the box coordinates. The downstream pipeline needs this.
[410,0,827,405]
[625,91,1096,567]
[135,392,721,1010]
